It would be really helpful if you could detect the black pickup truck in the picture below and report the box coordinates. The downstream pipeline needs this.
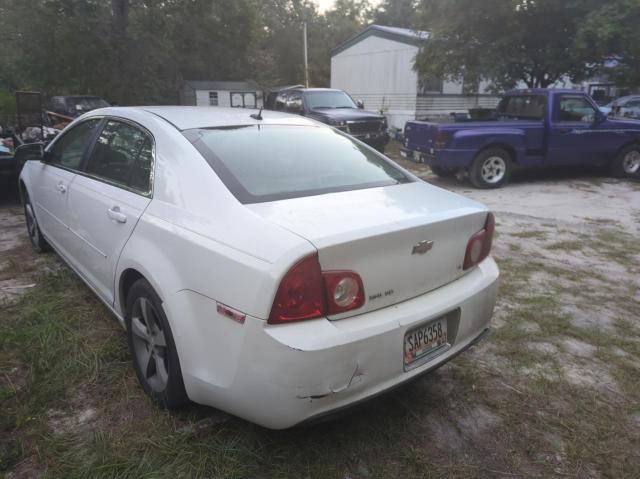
[265,87,389,151]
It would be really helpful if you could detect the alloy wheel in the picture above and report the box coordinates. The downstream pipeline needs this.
[623,150,640,174]
[25,203,38,244]
[481,156,506,184]
[130,297,169,392]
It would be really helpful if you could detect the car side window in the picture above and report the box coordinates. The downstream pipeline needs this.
[48,118,101,170]
[86,120,153,193]
[559,97,597,123]
[129,137,153,192]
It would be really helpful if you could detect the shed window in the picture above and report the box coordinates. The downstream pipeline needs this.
[209,92,218,106]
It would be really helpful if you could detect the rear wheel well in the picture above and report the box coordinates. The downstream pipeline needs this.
[615,141,640,158]
[119,269,145,315]
[476,144,516,163]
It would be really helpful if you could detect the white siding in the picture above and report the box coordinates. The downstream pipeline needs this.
[194,90,262,108]
[331,35,419,129]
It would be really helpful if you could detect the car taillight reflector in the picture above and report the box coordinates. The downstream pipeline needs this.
[323,271,365,315]
[268,255,366,324]
[463,213,495,270]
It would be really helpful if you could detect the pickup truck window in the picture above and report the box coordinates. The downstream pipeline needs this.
[497,95,545,120]
[558,96,597,123]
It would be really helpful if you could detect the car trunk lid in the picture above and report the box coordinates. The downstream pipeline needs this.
[247,182,490,319]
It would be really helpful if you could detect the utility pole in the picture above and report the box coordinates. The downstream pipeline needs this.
[303,20,309,87]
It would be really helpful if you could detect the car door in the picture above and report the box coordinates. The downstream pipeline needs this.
[66,118,153,304]
[29,118,102,259]
[546,95,606,166]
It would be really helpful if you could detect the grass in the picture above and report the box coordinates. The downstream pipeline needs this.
[509,230,548,240]
[2,186,640,477]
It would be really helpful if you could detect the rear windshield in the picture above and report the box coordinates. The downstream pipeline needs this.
[497,95,546,120]
[184,125,412,203]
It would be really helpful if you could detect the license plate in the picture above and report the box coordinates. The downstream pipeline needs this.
[404,318,448,366]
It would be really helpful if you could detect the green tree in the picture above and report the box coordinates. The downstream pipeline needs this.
[414,0,600,91]
[577,0,640,89]
[372,0,416,28]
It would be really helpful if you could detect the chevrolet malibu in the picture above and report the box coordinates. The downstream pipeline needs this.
[18,107,499,429]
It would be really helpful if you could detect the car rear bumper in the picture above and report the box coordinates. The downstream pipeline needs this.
[401,147,475,168]
[174,258,499,429]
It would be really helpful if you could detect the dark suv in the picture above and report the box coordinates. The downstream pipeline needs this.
[266,88,389,151]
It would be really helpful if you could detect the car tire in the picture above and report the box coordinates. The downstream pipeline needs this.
[22,191,50,252]
[610,144,640,178]
[469,148,512,189]
[126,279,189,409]
[430,165,456,177]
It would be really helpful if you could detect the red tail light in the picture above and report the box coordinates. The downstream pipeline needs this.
[269,254,326,324]
[463,213,495,270]
[434,130,450,149]
[268,255,365,324]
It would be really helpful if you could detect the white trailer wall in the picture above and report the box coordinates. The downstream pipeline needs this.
[331,35,419,129]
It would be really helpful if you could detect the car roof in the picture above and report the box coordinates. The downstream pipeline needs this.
[86,106,320,131]
[506,88,583,95]
[280,88,345,93]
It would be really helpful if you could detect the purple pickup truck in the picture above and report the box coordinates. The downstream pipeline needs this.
[402,89,640,188]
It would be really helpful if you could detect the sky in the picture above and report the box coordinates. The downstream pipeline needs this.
[313,0,381,12]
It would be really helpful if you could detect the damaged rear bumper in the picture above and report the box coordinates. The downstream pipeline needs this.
[180,258,499,429]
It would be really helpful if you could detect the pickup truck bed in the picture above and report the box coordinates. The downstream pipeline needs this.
[402,89,640,188]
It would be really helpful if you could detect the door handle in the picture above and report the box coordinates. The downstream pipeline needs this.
[107,206,127,224]
[56,183,67,194]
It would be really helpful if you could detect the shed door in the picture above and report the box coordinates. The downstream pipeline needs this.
[230,92,257,108]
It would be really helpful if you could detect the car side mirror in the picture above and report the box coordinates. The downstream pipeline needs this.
[594,111,607,124]
[14,142,45,169]
[356,99,365,109]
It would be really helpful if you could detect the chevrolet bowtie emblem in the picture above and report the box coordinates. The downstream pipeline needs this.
[412,240,434,255]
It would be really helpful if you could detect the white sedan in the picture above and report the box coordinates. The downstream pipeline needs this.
[18,107,499,429]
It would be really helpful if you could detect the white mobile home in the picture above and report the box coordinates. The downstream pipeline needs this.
[330,25,501,129]
[180,81,263,109]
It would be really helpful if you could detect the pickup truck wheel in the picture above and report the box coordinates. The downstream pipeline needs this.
[470,148,512,188]
[611,145,640,178]
[126,279,189,409]
[430,165,456,177]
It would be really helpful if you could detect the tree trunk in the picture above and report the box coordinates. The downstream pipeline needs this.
[112,0,129,37]
[111,0,130,104]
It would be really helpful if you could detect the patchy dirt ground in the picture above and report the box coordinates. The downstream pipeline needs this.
[1,159,639,478]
